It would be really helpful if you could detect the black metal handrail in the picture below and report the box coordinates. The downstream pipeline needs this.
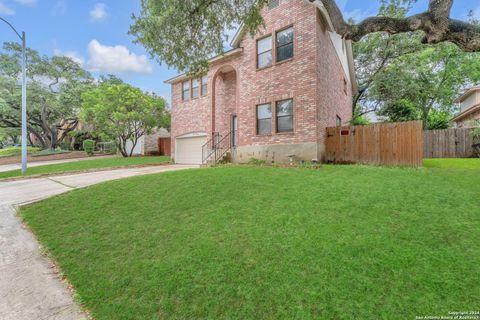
[201,131,233,164]
[202,132,220,164]
[213,131,232,164]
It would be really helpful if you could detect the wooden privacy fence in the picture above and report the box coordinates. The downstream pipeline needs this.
[423,128,475,158]
[325,121,423,167]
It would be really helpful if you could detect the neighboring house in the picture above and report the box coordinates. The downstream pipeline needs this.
[453,86,480,128]
[125,128,170,156]
[166,0,356,164]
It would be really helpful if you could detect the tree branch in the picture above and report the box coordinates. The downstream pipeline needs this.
[314,0,480,52]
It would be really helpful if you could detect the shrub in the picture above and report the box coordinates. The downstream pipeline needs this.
[0,146,41,157]
[350,115,370,126]
[83,139,95,156]
[97,141,117,154]
[69,130,95,151]
[426,110,450,130]
[59,140,72,151]
[248,158,266,166]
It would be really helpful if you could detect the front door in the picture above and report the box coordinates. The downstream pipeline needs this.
[231,115,238,147]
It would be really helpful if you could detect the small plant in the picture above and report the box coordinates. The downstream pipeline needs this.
[248,157,266,166]
[83,139,95,156]
[299,160,321,169]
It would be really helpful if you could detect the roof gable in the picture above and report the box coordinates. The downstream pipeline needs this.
[230,0,335,48]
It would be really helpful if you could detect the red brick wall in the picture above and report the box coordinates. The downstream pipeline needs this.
[170,0,353,159]
[214,70,237,136]
[235,0,319,148]
[315,11,353,151]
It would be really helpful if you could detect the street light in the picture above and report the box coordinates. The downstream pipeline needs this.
[0,17,27,174]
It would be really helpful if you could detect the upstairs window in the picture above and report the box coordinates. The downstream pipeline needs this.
[276,27,294,62]
[201,75,208,95]
[182,80,190,101]
[276,99,294,132]
[257,103,272,135]
[192,79,199,99]
[268,0,279,10]
[257,36,272,69]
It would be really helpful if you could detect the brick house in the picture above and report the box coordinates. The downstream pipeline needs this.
[453,86,480,128]
[166,0,356,164]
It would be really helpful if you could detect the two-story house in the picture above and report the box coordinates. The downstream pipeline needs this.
[166,0,356,164]
[453,86,480,128]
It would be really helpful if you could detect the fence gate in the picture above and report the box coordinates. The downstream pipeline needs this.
[325,121,423,167]
[423,128,475,158]
[158,137,171,156]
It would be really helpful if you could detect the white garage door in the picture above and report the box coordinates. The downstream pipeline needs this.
[175,136,207,164]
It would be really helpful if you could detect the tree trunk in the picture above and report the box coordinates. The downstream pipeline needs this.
[129,138,138,157]
[118,137,128,157]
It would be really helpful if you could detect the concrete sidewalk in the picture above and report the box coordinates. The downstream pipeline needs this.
[0,165,199,320]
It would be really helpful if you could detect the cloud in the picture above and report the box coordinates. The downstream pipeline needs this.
[51,0,66,16]
[53,48,85,66]
[336,0,376,23]
[87,40,153,74]
[15,0,36,5]
[343,8,375,22]
[0,2,15,15]
[472,7,480,20]
[90,3,108,22]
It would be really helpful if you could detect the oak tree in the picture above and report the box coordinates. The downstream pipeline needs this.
[130,0,480,73]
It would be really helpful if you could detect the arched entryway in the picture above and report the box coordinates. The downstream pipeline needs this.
[211,65,238,140]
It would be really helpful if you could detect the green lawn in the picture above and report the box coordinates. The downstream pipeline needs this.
[0,156,170,179]
[21,162,480,319]
[424,158,480,169]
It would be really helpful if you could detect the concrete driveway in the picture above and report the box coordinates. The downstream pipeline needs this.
[0,164,198,320]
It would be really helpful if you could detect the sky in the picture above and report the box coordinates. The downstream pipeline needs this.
[1,0,479,105]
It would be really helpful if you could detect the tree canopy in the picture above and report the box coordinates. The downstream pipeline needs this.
[129,0,480,73]
[351,1,480,129]
[81,81,169,157]
[0,42,93,149]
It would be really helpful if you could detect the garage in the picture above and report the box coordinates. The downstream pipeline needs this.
[175,134,207,164]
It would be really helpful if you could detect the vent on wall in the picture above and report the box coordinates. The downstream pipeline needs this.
[268,0,279,10]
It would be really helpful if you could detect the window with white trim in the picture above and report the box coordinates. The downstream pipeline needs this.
[182,80,190,101]
[276,27,294,63]
[257,103,272,135]
[192,79,199,99]
[276,99,294,132]
[201,75,208,95]
[257,36,272,69]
